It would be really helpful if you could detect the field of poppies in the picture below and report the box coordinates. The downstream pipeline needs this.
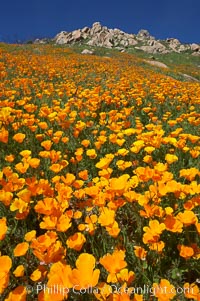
[0,43,200,301]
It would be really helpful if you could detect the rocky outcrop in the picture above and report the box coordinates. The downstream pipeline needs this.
[182,73,200,82]
[135,40,169,54]
[190,43,200,56]
[34,22,200,56]
[144,60,168,68]
[136,29,155,41]
[191,43,200,51]
[81,49,94,55]
[53,22,139,49]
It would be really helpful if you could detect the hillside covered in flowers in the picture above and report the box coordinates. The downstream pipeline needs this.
[0,43,200,301]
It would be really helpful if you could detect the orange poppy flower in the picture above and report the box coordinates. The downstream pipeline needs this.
[109,174,130,193]
[143,220,165,244]
[24,230,36,242]
[70,253,100,289]
[176,210,198,226]
[38,121,48,129]
[41,140,53,150]
[30,231,65,264]
[13,265,25,277]
[56,214,72,232]
[98,167,113,179]
[117,268,135,284]
[0,217,7,240]
[14,242,29,257]
[196,223,200,234]
[134,246,147,260]
[99,250,127,282]
[49,163,62,173]
[164,215,183,233]
[10,198,29,214]
[94,282,112,300]
[165,154,178,164]
[83,214,98,234]
[106,220,121,238]
[177,244,194,259]
[60,173,75,185]
[152,279,176,300]
[0,255,12,294]
[134,166,154,182]
[0,127,9,143]
[149,241,165,253]
[5,154,15,162]
[72,180,84,189]
[27,158,40,168]
[15,162,29,173]
[179,168,199,181]
[13,133,26,143]
[184,282,199,300]
[98,207,115,227]
[5,286,27,301]
[86,149,97,159]
[143,155,152,163]
[44,262,73,300]
[81,139,90,147]
[39,216,57,230]
[61,136,69,143]
[30,269,42,282]
[78,170,88,180]
[96,155,114,169]
[0,191,13,206]
[34,197,58,215]
[133,294,144,301]
[66,232,86,251]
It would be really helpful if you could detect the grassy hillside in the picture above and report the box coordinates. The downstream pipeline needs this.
[0,43,200,300]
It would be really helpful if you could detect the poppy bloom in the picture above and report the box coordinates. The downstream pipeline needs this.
[164,215,183,233]
[78,170,88,180]
[184,282,200,300]
[44,262,73,300]
[13,265,25,277]
[143,220,165,244]
[152,279,176,300]
[27,158,40,168]
[30,269,42,282]
[98,207,115,227]
[177,244,194,259]
[134,246,147,260]
[13,133,26,143]
[86,149,97,159]
[41,140,53,150]
[109,174,130,193]
[0,127,9,143]
[24,230,36,242]
[165,154,178,164]
[117,268,135,284]
[177,210,198,226]
[100,250,127,282]
[4,286,27,301]
[96,155,114,169]
[66,232,86,251]
[14,242,29,257]
[0,255,12,294]
[30,231,65,264]
[0,217,7,240]
[15,162,29,173]
[5,154,15,162]
[70,253,100,289]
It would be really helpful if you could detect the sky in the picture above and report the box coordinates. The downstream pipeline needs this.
[0,0,200,44]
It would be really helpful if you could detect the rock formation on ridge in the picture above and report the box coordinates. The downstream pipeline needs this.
[34,22,200,56]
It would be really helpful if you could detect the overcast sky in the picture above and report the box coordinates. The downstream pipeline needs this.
[0,0,199,43]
